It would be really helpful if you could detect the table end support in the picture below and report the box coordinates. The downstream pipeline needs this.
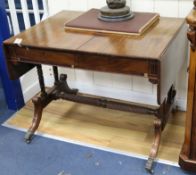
[58,74,78,95]
[145,119,162,173]
[145,85,176,173]
[24,96,45,143]
[24,73,78,143]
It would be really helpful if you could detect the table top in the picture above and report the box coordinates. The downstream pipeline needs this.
[4,10,185,60]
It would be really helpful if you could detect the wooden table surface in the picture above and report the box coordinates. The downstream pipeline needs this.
[3,10,187,106]
[4,10,184,60]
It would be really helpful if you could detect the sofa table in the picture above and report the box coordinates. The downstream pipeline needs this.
[3,10,187,172]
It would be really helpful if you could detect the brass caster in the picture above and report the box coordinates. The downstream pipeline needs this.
[145,157,154,174]
[24,131,34,144]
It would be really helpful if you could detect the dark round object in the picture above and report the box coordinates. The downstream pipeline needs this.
[107,0,126,9]
[100,5,130,17]
[98,12,134,22]
[99,5,134,22]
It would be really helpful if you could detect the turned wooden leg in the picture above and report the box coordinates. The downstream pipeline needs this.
[53,66,59,85]
[145,119,162,173]
[37,65,47,96]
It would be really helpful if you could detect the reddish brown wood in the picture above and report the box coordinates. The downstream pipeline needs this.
[187,26,196,51]
[55,77,157,115]
[146,119,162,173]
[179,3,196,172]
[3,11,185,84]
[2,10,187,172]
[179,48,196,171]
[76,54,149,76]
[3,45,35,80]
[191,78,196,159]
[146,85,176,172]
[24,72,176,172]
[24,87,56,143]
[24,97,44,143]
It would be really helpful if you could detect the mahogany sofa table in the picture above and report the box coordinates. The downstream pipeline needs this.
[3,10,187,172]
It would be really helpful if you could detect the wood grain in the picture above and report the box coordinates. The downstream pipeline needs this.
[2,10,187,170]
[4,11,184,60]
[179,4,196,172]
[3,10,187,107]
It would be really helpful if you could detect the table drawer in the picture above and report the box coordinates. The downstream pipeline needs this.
[14,47,75,66]
[76,54,149,75]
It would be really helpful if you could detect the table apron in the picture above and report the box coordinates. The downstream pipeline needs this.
[6,45,160,78]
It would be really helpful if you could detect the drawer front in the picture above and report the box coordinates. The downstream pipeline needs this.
[76,54,149,75]
[5,45,151,77]
[14,47,75,67]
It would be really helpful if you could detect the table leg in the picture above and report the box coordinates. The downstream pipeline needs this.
[24,96,45,143]
[24,87,57,143]
[37,65,47,96]
[53,66,59,85]
[145,85,176,173]
[24,65,55,143]
[145,119,162,173]
[24,68,176,173]
[24,71,78,143]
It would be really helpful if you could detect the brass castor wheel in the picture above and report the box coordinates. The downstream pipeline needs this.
[145,157,154,174]
[24,131,34,144]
